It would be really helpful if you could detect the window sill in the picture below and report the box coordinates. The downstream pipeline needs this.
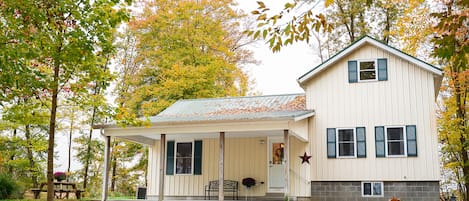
[357,79,378,83]
[385,155,407,158]
[362,195,384,198]
[336,156,357,159]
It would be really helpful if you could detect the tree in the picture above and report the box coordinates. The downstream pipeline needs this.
[73,134,104,197]
[116,0,254,119]
[109,140,145,193]
[0,1,130,200]
[0,94,50,191]
[433,0,468,200]
[249,0,429,54]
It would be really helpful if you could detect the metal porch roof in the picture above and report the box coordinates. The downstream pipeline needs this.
[148,93,314,123]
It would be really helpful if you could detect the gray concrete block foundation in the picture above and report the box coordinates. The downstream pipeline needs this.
[310,181,439,201]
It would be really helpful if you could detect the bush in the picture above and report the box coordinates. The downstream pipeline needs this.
[0,174,19,199]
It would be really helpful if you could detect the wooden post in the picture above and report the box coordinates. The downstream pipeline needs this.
[101,135,111,201]
[284,130,289,199]
[159,134,166,201]
[219,132,225,201]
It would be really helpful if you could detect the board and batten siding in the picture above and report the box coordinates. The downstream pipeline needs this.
[148,137,268,197]
[147,136,312,197]
[289,136,312,196]
[303,44,439,181]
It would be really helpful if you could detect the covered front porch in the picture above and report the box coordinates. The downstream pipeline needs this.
[97,94,314,201]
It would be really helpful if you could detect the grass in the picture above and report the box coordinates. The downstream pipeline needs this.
[18,190,136,201]
[3,197,136,201]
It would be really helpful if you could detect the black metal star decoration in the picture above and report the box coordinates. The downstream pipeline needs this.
[300,152,312,164]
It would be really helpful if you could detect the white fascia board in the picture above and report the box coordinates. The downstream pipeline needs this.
[103,120,291,136]
[294,111,315,122]
[365,38,443,76]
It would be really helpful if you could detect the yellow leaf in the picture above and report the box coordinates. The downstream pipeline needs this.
[257,13,267,21]
[257,1,266,8]
[325,0,334,7]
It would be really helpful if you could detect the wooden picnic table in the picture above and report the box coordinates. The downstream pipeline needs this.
[31,181,84,199]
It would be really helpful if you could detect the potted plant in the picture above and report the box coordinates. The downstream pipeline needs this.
[54,172,66,182]
[242,178,256,188]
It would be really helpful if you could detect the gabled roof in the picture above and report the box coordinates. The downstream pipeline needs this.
[297,35,443,84]
[148,93,314,123]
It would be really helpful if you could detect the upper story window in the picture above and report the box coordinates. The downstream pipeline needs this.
[358,60,377,81]
[375,125,417,157]
[385,126,406,156]
[348,58,387,83]
[337,128,356,157]
[327,127,366,158]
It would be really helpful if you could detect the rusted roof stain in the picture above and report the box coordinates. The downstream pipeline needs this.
[149,94,312,123]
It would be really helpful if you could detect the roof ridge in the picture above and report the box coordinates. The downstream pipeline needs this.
[174,93,305,102]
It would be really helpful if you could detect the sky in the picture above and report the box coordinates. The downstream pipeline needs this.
[236,0,322,95]
[55,0,323,172]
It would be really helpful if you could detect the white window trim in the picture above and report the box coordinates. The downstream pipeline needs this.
[358,59,378,82]
[174,140,195,175]
[361,181,384,197]
[384,126,407,157]
[336,128,357,158]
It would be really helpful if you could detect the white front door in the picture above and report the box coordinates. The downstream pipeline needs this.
[268,138,285,192]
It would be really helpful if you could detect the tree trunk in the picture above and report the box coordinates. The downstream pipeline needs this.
[454,76,468,201]
[383,7,391,44]
[83,86,99,190]
[47,54,61,201]
[67,107,75,174]
[8,129,17,175]
[111,139,119,192]
[25,124,38,188]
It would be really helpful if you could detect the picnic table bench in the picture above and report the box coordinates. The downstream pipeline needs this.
[31,182,84,199]
[204,180,238,200]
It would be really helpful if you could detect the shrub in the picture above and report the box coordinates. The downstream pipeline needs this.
[0,174,19,199]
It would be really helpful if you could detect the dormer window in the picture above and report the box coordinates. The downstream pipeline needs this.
[358,60,377,81]
[348,58,388,83]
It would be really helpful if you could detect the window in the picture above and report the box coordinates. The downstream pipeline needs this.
[358,60,377,81]
[337,128,356,157]
[175,142,193,174]
[327,127,366,158]
[166,140,202,175]
[385,126,406,156]
[348,59,387,83]
[362,182,383,197]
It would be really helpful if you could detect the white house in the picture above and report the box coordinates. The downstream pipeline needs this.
[97,35,443,201]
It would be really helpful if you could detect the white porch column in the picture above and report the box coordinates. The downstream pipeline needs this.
[101,135,111,201]
[283,130,289,199]
[159,134,166,201]
[219,132,225,201]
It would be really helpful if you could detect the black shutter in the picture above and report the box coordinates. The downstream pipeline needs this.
[375,126,385,157]
[348,60,358,83]
[194,140,203,175]
[327,128,336,158]
[377,58,388,81]
[356,127,366,158]
[406,125,417,156]
[166,141,175,175]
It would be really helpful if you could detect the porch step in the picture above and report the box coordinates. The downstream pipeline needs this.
[261,193,284,200]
